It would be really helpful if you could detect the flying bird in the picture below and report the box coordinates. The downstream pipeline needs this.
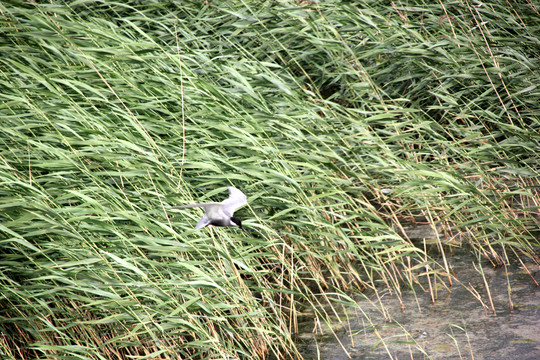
[172,186,247,230]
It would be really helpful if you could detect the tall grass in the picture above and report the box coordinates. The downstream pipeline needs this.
[0,1,538,358]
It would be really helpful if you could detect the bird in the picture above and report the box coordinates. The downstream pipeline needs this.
[172,186,247,230]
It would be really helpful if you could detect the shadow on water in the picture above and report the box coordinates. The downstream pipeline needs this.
[296,237,540,359]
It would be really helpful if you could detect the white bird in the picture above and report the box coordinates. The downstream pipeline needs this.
[172,186,247,230]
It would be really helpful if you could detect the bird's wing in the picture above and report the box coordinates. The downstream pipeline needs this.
[172,202,221,210]
[221,187,247,217]
[194,215,211,230]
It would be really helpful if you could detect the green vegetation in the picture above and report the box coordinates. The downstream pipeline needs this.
[1,0,538,358]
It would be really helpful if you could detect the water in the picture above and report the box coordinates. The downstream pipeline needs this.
[296,250,540,359]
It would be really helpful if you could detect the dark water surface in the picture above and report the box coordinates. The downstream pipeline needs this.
[297,251,540,359]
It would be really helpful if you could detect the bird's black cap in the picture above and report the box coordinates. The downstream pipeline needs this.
[231,217,244,231]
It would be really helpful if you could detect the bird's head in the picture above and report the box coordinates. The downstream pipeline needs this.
[231,217,244,231]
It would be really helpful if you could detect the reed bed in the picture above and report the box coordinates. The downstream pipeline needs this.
[0,1,538,358]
